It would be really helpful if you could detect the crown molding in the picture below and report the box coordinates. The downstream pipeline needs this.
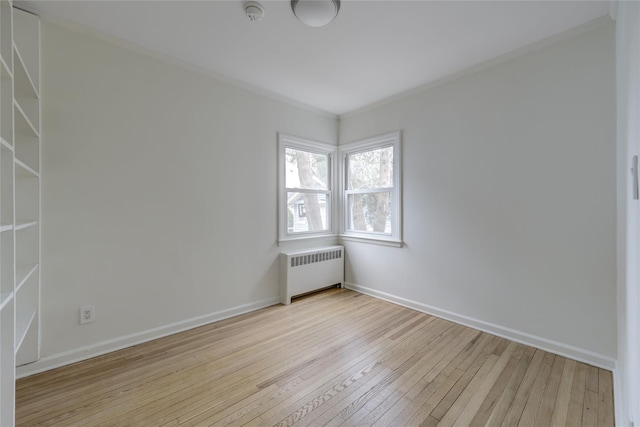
[609,0,618,21]
[28,6,338,120]
[340,15,614,120]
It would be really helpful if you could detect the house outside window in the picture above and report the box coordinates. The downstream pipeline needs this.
[278,134,336,242]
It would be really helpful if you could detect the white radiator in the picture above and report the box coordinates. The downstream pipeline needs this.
[280,245,344,304]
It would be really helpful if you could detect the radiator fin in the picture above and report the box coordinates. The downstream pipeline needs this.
[291,249,342,268]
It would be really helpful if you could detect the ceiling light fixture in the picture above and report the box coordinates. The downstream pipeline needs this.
[291,0,340,28]
[244,1,265,22]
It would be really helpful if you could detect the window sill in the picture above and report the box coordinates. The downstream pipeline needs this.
[339,234,403,248]
[278,234,339,248]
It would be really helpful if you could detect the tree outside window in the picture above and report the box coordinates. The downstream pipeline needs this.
[278,132,400,246]
[346,146,393,233]
[279,134,334,241]
[341,132,402,244]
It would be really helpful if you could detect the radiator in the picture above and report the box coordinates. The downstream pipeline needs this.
[280,245,344,304]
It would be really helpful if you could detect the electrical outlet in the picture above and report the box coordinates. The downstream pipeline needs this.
[80,305,95,324]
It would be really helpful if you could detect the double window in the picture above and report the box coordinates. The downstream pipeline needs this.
[278,131,401,246]
[278,135,335,241]
[340,131,402,245]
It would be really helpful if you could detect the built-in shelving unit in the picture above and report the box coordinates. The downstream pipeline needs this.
[0,3,40,425]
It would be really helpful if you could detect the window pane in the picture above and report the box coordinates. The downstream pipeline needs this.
[347,192,391,234]
[347,146,393,190]
[285,148,328,190]
[287,192,329,233]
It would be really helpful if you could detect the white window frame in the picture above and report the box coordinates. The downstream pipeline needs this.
[278,133,337,243]
[339,131,402,247]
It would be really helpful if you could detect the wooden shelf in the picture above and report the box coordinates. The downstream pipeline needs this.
[15,157,38,177]
[14,99,38,139]
[1,5,39,422]
[0,0,12,76]
[0,136,12,150]
[0,52,13,147]
[0,1,17,421]
[12,44,38,100]
[0,213,14,318]
[14,128,39,173]
[16,264,37,292]
[14,220,36,231]
[0,291,12,310]
[0,55,10,80]
[15,308,35,352]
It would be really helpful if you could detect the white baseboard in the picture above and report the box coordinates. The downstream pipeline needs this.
[613,364,628,427]
[16,297,280,379]
[345,282,616,371]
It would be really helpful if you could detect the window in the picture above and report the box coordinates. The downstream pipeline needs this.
[340,131,402,246]
[278,134,336,242]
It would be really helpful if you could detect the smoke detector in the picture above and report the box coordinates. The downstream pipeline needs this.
[244,1,265,22]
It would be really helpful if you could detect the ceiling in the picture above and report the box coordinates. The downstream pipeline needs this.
[20,0,610,115]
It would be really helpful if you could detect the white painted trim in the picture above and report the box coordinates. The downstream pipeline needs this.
[278,133,338,243]
[278,234,339,245]
[340,16,614,119]
[339,131,402,244]
[26,3,612,121]
[16,297,280,379]
[345,282,616,371]
[339,235,403,248]
[613,365,628,427]
[616,1,640,424]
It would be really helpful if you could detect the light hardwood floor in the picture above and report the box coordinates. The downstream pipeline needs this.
[16,289,614,426]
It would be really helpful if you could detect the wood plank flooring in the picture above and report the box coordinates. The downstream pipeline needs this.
[16,289,614,426]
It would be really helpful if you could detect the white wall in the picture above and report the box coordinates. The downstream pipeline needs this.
[615,1,640,425]
[21,17,617,377]
[340,22,617,366]
[23,22,337,373]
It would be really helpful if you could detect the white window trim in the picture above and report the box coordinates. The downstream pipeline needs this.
[278,133,338,244]
[339,131,403,247]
